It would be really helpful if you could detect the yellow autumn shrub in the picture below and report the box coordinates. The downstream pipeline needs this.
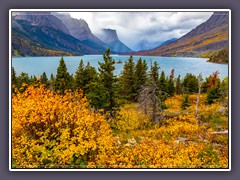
[12,85,115,168]
[12,85,228,169]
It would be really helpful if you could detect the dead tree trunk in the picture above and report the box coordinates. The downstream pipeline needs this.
[138,60,163,127]
[196,73,202,125]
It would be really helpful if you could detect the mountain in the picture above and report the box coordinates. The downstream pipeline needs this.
[12,12,108,56]
[53,13,110,52]
[132,12,228,57]
[136,38,177,51]
[159,38,178,46]
[96,29,133,53]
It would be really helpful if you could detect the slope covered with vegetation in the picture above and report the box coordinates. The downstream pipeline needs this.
[132,12,229,59]
[204,48,229,64]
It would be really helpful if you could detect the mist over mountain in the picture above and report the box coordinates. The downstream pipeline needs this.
[131,12,229,57]
[137,38,178,51]
[95,29,133,53]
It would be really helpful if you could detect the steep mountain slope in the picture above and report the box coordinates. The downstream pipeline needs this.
[11,12,108,56]
[159,38,178,46]
[53,13,110,52]
[96,29,133,53]
[133,12,229,57]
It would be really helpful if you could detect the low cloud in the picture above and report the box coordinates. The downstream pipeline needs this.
[69,11,213,51]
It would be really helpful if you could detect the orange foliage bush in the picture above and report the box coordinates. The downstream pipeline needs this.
[12,85,115,168]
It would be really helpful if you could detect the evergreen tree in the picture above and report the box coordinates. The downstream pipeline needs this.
[54,57,71,94]
[159,71,167,93]
[219,77,228,106]
[49,73,55,90]
[204,71,221,105]
[30,75,39,85]
[151,61,160,82]
[85,81,108,111]
[167,78,175,97]
[175,75,182,95]
[206,87,221,104]
[181,91,191,110]
[98,49,119,118]
[83,62,98,92]
[69,74,75,91]
[167,69,175,97]
[74,59,85,90]
[119,55,137,101]
[203,71,221,91]
[135,58,148,94]
[17,72,30,92]
[40,72,48,86]
[12,67,17,86]
[182,73,198,93]
[17,72,30,87]
[74,60,98,93]
[158,71,168,109]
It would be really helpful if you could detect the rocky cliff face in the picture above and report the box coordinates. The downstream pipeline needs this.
[96,29,133,53]
[13,12,70,35]
[97,29,119,44]
[132,12,229,57]
[53,13,109,52]
[11,12,109,56]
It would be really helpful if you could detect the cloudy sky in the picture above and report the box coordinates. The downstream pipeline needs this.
[68,11,213,51]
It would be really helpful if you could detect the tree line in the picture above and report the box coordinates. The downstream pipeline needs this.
[12,49,228,121]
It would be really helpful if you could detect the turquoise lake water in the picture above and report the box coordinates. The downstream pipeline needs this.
[12,55,228,79]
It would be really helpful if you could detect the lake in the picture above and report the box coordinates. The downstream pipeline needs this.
[12,55,228,79]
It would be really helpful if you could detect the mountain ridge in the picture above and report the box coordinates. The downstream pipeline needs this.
[53,13,110,52]
[131,12,229,57]
[12,12,110,56]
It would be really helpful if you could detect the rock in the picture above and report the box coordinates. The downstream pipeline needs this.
[128,138,137,145]
[218,107,226,114]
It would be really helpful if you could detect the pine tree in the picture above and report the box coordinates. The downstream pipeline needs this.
[74,60,98,93]
[40,72,48,86]
[12,67,17,86]
[159,71,167,93]
[151,61,160,82]
[135,58,148,94]
[86,81,108,111]
[98,49,119,118]
[182,73,198,93]
[219,77,228,107]
[17,72,30,92]
[74,59,85,90]
[167,69,175,97]
[30,75,39,85]
[206,87,220,104]
[119,55,137,101]
[17,72,30,86]
[181,91,191,110]
[54,57,71,94]
[49,73,55,90]
[83,62,98,92]
[175,75,182,95]
[205,71,221,105]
